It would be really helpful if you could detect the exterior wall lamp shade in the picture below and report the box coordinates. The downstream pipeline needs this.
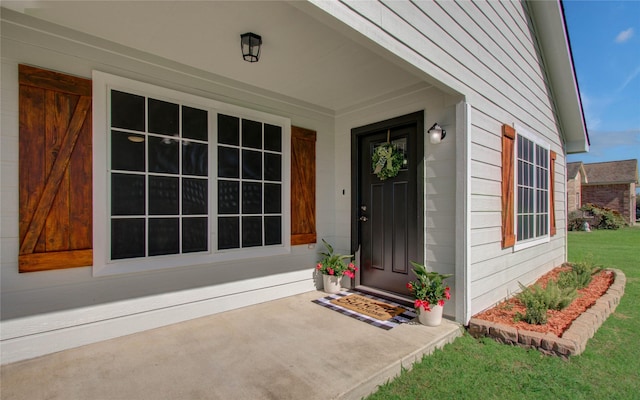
[428,123,446,144]
[241,32,262,62]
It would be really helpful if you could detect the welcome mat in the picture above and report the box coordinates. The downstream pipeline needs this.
[312,290,416,330]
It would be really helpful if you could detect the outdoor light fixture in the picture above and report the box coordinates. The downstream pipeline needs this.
[240,32,262,63]
[428,123,446,144]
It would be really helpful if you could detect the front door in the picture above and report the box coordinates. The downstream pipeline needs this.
[351,112,423,295]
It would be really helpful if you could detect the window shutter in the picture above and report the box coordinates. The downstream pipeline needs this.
[501,124,516,248]
[290,126,316,245]
[18,65,93,272]
[550,150,557,236]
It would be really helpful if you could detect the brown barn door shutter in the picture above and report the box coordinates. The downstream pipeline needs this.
[550,150,557,236]
[19,65,93,272]
[290,126,317,245]
[501,124,516,248]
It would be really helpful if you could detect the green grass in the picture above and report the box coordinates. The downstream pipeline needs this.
[367,227,640,399]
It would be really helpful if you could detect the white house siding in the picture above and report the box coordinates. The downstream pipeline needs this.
[312,0,568,320]
[0,11,335,363]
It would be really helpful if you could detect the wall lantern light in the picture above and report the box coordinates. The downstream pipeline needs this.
[240,32,262,63]
[428,123,446,144]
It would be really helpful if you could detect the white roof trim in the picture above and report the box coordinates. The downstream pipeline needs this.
[529,0,589,154]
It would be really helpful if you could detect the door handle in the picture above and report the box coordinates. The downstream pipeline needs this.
[359,216,368,222]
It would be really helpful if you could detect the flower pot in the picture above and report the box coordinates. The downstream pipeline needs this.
[418,304,443,326]
[322,274,342,294]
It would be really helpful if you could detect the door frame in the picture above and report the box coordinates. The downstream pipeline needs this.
[350,111,425,294]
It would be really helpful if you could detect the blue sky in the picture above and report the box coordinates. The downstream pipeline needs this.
[563,0,640,167]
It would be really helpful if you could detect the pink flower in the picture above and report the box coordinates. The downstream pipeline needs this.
[414,299,431,312]
[438,299,445,307]
[316,263,323,270]
[348,263,356,270]
[328,267,334,275]
[345,270,355,279]
[445,287,451,300]
[406,282,413,291]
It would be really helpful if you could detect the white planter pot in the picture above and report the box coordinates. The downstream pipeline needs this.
[418,304,443,326]
[322,274,342,294]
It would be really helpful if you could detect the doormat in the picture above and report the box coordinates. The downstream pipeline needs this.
[312,290,416,330]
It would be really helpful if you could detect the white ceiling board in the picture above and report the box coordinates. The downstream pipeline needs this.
[3,1,425,112]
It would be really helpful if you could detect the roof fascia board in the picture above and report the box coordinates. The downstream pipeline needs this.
[529,0,589,154]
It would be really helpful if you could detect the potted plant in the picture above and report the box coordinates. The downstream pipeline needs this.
[406,261,452,326]
[316,239,358,294]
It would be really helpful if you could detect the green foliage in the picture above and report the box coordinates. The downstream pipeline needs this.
[567,210,587,231]
[515,280,577,325]
[580,203,627,230]
[558,259,602,289]
[407,261,452,312]
[316,239,356,277]
[368,227,640,400]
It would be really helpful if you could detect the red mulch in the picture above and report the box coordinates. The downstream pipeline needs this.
[473,265,614,337]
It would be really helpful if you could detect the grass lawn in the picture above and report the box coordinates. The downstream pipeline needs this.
[367,226,640,400]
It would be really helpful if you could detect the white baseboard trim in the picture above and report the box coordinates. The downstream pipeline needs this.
[1,272,315,364]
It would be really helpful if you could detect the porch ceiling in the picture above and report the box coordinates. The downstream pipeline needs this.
[3,1,425,113]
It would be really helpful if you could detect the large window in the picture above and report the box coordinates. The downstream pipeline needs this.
[515,128,550,247]
[93,72,290,275]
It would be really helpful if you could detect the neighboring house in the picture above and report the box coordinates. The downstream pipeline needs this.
[581,160,638,225]
[0,1,589,363]
[566,161,587,213]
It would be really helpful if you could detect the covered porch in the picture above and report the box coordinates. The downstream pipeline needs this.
[1,291,461,400]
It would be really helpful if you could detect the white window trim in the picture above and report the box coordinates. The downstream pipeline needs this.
[93,71,291,276]
[512,123,550,252]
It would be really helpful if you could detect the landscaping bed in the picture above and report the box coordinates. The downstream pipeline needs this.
[468,265,626,357]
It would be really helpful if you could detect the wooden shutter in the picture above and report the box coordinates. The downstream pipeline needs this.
[501,124,516,248]
[290,126,317,245]
[550,150,557,236]
[19,65,93,272]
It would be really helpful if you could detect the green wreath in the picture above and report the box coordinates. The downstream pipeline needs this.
[372,143,403,180]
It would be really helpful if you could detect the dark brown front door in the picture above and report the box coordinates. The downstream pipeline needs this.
[351,112,423,295]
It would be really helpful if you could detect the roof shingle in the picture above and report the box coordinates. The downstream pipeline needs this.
[582,159,638,185]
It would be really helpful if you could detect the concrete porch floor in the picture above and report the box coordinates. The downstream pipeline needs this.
[1,291,462,400]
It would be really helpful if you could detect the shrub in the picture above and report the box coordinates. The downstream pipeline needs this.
[567,210,587,231]
[580,203,627,230]
[558,260,601,289]
[515,281,577,325]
